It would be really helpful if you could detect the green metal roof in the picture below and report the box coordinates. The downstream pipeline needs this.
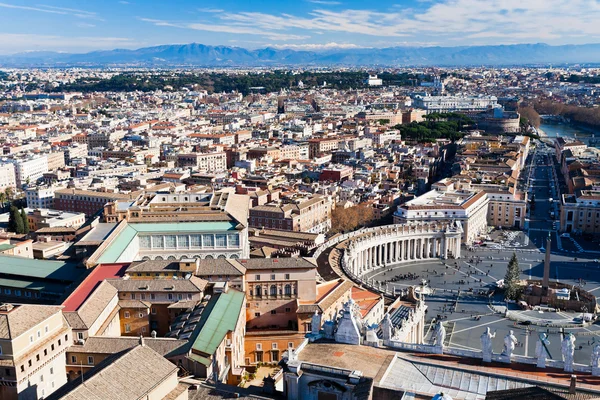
[0,244,16,252]
[96,225,137,264]
[0,277,66,294]
[0,254,80,282]
[96,221,239,264]
[191,289,244,362]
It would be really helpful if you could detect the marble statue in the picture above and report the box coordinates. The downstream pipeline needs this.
[381,313,393,341]
[435,321,446,349]
[480,327,496,362]
[311,311,321,335]
[591,342,600,376]
[502,330,518,358]
[561,333,576,372]
[535,333,551,368]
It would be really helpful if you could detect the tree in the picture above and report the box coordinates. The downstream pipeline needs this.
[8,205,24,234]
[20,208,29,234]
[504,252,521,300]
[330,203,375,234]
[0,191,5,209]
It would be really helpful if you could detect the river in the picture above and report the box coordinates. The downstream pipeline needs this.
[539,121,600,146]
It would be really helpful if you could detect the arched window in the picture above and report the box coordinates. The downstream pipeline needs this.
[270,285,277,296]
[284,285,292,296]
[255,286,262,297]
[205,255,214,259]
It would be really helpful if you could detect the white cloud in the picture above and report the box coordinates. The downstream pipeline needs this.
[0,2,104,21]
[306,0,342,5]
[198,8,224,13]
[35,4,96,15]
[267,42,364,50]
[138,0,600,47]
[0,2,66,14]
[76,22,96,28]
[0,33,140,54]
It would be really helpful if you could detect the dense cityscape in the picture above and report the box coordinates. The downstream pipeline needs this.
[4,2,600,399]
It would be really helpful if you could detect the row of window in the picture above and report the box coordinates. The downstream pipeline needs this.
[253,285,295,297]
[20,335,68,374]
[255,274,290,281]
[123,292,194,301]
[253,307,292,317]
[71,355,95,365]
[3,288,40,298]
[139,233,240,249]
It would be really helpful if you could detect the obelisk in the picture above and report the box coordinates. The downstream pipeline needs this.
[542,233,551,296]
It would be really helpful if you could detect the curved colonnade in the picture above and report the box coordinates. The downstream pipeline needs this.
[342,222,463,278]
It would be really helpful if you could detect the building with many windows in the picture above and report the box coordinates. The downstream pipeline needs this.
[412,94,498,114]
[0,163,16,191]
[0,303,71,400]
[91,191,250,265]
[393,182,489,244]
[561,190,600,234]
[249,194,332,234]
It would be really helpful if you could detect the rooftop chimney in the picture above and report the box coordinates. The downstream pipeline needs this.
[569,375,577,394]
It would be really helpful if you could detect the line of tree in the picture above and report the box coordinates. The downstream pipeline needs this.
[560,74,600,84]
[518,105,541,129]
[393,112,473,143]
[7,205,29,235]
[534,100,600,128]
[49,71,426,95]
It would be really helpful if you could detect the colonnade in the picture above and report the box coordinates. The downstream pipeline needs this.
[343,221,463,278]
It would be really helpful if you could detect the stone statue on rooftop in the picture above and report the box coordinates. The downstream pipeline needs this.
[561,333,576,372]
[502,330,518,358]
[535,333,551,368]
[435,320,446,350]
[480,327,496,362]
[591,342,600,376]
[311,311,321,335]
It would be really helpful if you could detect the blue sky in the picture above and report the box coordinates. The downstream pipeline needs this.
[0,0,599,53]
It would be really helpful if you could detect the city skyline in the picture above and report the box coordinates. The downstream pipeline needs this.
[1,0,600,54]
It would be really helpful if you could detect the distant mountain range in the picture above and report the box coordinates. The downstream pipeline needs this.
[3,42,600,67]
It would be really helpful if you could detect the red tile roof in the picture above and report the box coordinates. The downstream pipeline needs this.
[62,263,129,312]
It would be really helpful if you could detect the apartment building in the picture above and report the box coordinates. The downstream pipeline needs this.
[244,258,318,330]
[10,155,49,187]
[52,342,185,400]
[108,276,207,336]
[54,188,140,217]
[0,163,16,191]
[23,208,86,231]
[46,152,65,172]
[177,152,227,172]
[308,137,342,158]
[561,190,600,234]
[64,336,186,381]
[249,194,333,234]
[473,184,527,229]
[0,303,72,400]
[26,185,66,209]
